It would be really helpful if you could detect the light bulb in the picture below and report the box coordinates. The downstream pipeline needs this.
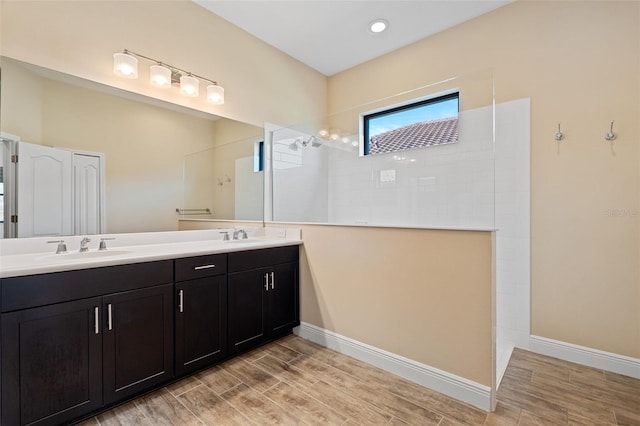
[150,65,171,88]
[206,84,225,104]
[318,129,329,138]
[113,52,138,79]
[180,75,199,97]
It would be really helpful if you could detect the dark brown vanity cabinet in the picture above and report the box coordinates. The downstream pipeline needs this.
[0,261,173,426]
[0,245,299,425]
[228,246,299,354]
[174,254,228,376]
[1,297,103,426]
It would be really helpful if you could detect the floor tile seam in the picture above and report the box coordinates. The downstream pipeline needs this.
[169,386,210,426]
[265,380,350,424]
[214,385,267,426]
[516,377,627,411]
[386,384,486,424]
[565,377,640,403]
[314,379,396,423]
[497,391,570,422]
[131,398,156,425]
[254,384,318,426]
[218,381,250,398]
[341,378,453,424]
[564,406,619,425]
[391,389,482,425]
[568,409,618,426]
[309,356,367,384]
[220,360,274,391]
[299,380,378,425]
[221,382,306,426]
[166,377,204,397]
[250,354,319,390]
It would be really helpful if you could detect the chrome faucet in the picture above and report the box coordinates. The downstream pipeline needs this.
[232,229,248,240]
[79,237,91,252]
[47,240,67,254]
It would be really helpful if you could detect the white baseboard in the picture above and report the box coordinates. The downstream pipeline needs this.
[294,322,492,411]
[529,335,640,379]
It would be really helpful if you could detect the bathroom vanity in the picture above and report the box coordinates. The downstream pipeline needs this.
[0,231,300,426]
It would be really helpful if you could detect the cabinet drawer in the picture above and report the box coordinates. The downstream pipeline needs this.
[228,245,299,272]
[1,260,173,313]
[175,254,227,282]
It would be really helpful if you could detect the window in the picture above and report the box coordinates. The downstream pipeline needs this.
[254,140,265,172]
[362,92,459,156]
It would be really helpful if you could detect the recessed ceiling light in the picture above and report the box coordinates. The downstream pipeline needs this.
[369,19,388,34]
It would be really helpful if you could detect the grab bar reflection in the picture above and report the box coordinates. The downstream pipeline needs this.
[175,208,212,215]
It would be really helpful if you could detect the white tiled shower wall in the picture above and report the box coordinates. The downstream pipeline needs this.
[494,99,531,385]
[326,107,495,228]
[271,100,531,388]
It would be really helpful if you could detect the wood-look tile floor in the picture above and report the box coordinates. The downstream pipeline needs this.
[77,337,640,426]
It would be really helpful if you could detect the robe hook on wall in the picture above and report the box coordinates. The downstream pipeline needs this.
[554,123,565,141]
[604,121,617,141]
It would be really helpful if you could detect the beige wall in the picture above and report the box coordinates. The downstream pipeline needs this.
[297,225,493,386]
[329,1,640,358]
[0,0,326,128]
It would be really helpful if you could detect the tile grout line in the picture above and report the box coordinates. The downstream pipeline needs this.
[169,383,216,426]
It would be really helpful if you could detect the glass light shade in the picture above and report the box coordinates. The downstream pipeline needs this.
[206,84,225,104]
[318,129,329,138]
[149,65,171,88]
[180,75,199,97]
[113,52,139,79]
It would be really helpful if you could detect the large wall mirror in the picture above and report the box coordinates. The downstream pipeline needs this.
[0,56,264,238]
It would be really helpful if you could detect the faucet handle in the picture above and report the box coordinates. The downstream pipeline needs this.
[47,240,67,254]
[99,237,115,250]
[219,231,230,241]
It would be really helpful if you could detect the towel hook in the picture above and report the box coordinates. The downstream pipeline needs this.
[554,123,565,141]
[604,121,617,141]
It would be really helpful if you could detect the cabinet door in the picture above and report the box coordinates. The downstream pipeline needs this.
[73,152,104,235]
[1,297,103,426]
[103,284,174,404]
[175,275,227,376]
[267,262,299,337]
[228,268,267,354]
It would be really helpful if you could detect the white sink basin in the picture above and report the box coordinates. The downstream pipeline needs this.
[41,250,132,260]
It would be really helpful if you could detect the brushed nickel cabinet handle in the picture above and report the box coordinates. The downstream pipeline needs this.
[179,290,184,313]
[94,307,99,335]
[264,273,269,291]
[270,272,275,290]
[107,303,113,331]
[194,264,216,270]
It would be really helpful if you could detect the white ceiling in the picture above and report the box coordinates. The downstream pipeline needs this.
[194,0,514,76]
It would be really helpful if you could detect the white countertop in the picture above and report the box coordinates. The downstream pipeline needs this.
[0,228,302,278]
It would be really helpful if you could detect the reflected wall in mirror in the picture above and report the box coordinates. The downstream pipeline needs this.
[0,57,263,238]
[183,133,264,222]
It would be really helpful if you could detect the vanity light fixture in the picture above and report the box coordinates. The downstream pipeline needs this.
[112,49,224,104]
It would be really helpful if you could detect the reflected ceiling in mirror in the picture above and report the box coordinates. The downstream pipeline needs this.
[0,57,264,238]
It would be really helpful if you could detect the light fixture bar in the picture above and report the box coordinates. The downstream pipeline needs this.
[121,49,220,86]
